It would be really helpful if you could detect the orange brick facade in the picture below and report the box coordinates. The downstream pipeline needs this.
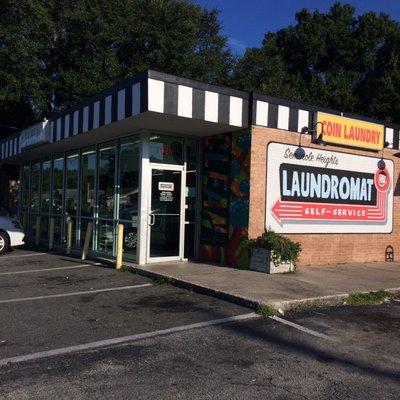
[249,125,400,267]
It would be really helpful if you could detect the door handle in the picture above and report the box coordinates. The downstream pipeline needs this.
[149,214,155,226]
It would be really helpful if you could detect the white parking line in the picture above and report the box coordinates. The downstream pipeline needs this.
[0,284,152,304]
[0,312,258,366]
[0,263,100,276]
[1,252,57,259]
[269,315,332,340]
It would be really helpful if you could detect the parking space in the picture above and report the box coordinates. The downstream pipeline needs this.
[0,249,251,362]
[1,249,400,399]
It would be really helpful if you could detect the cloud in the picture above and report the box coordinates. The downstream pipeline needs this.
[227,37,248,53]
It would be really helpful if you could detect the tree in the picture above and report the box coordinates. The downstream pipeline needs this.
[0,0,54,134]
[0,0,233,137]
[233,2,400,123]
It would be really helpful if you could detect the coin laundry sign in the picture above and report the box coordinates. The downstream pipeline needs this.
[266,143,393,233]
[316,112,384,150]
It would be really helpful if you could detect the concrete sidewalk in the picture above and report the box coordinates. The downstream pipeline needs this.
[130,260,400,311]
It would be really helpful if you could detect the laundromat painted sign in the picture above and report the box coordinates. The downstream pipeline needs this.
[316,112,384,151]
[266,143,393,233]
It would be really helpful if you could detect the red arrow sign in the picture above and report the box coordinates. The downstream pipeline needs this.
[271,192,386,223]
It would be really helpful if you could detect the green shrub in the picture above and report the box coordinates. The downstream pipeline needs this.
[247,229,301,265]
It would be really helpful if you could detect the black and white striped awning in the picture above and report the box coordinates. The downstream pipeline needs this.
[0,70,249,161]
[251,92,400,149]
[1,70,400,161]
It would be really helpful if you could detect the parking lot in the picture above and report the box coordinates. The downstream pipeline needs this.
[0,249,400,399]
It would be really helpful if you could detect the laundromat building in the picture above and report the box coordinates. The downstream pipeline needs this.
[0,70,399,268]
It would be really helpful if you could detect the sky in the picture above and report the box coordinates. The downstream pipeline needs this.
[193,0,400,54]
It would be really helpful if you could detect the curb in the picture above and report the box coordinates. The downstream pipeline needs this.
[21,247,400,314]
[126,265,263,310]
[122,264,400,314]
[78,253,400,314]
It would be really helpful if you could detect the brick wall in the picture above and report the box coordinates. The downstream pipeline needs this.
[249,125,400,267]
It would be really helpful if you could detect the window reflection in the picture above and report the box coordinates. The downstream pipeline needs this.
[21,164,30,211]
[81,150,96,217]
[30,163,40,213]
[98,144,116,218]
[119,137,140,259]
[66,154,79,216]
[52,157,64,214]
[41,160,51,214]
[149,135,183,165]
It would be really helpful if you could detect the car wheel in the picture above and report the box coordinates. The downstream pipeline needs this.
[0,231,10,255]
[124,229,137,250]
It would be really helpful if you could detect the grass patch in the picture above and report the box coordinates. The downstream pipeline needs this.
[346,290,391,306]
[257,305,278,316]
[154,276,174,286]
[285,299,334,316]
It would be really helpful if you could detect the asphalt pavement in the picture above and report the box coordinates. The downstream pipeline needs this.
[0,249,399,399]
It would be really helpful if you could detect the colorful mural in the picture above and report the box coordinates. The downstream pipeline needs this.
[200,129,251,268]
[227,130,251,268]
[200,134,231,264]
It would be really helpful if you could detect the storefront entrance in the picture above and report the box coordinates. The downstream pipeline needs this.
[18,132,200,265]
[147,166,184,262]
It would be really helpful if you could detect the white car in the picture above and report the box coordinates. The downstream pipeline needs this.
[0,216,25,255]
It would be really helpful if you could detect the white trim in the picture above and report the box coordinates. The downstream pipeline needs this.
[147,164,185,263]
[277,105,289,130]
[256,101,268,126]
[137,131,150,265]
[148,79,164,113]
[385,127,394,148]
[297,109,309,133]
[229,96,243,127]
[178,85,193,118]
[204,91,219,123]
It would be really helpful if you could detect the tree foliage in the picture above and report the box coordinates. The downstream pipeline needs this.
[234,2,400,123]
[0,0,233,137]
[1,1,400,139]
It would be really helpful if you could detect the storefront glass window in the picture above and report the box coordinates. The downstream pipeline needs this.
[96,220,114,254]
[30,162,41,213]
[41,217,48,241]
[52,157,64,214]
[119,136,140,259]
[97,144,116,218]
[65,154,79,216]
[81,149,96,217]
[149,135,183,165]
[21,164,30,212]
[79,217,92,247]
[41,160,51,214]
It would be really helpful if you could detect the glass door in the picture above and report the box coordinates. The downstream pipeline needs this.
[148,167,184,261]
